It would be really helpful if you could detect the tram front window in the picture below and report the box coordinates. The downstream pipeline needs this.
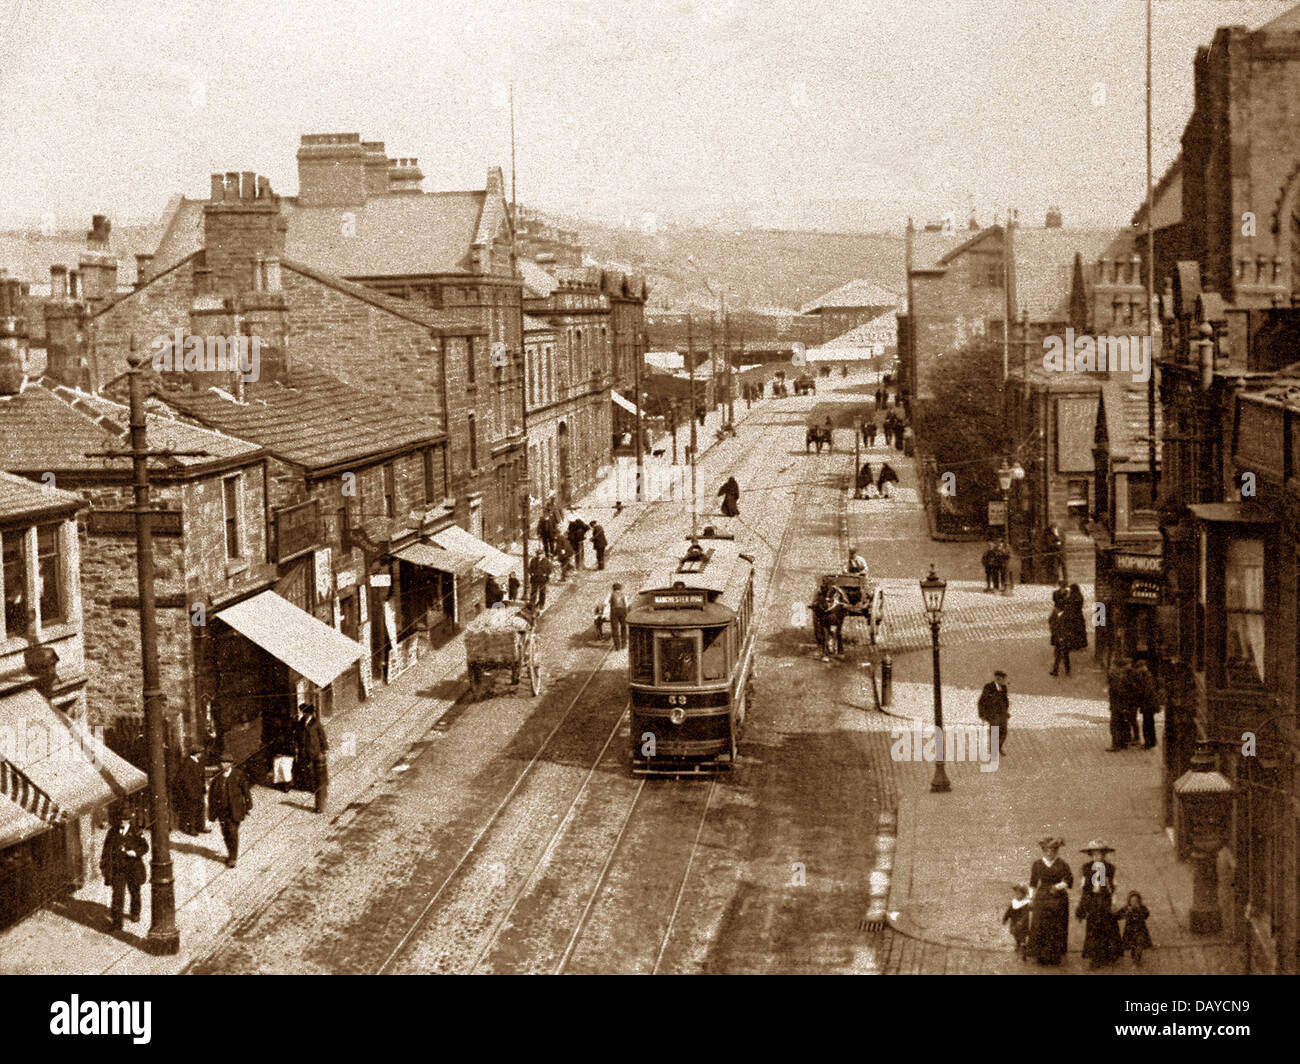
[629,627,654,682]
[701,626,728,681]
[657,631,699,684]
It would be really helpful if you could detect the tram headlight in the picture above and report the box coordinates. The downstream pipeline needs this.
[669,706,687,726]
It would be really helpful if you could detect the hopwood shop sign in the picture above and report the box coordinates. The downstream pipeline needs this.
[1109,551,1162,604]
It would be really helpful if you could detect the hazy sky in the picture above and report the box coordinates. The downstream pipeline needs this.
[0,0,1295,232]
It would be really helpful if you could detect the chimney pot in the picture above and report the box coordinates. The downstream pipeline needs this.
[50,265,68,300]
[211,173,225,200]
[257,175,272,199]
[240,171,257,200]
[224,172,240,201]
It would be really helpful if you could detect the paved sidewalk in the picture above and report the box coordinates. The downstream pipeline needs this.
[0,392,759,975]
[847,448,1244,974]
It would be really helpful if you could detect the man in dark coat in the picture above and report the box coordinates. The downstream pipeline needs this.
[1106,658,1133,750]
[485,574,505,608]
[507,571,521,601]
[1129,658,1159,749]
[528,551,551,610]
[877,463,899,498]
[298,705,329,814]
[566,515,590,570]
[176,747,208,834]
[977,670,1010,753]
[591,522,608,570]
[981,542,1000,592]
[208,758,252,867]
[100,815,148,929]
[718,477,740,518]
[536,511,554,557]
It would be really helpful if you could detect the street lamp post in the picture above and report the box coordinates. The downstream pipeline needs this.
[919,564,951,793]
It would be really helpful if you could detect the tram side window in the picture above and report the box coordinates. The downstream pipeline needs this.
[701,626,728,681]
[629,627,654,682]
[658,631,699,684]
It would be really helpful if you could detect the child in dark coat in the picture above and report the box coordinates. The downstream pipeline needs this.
[1002,883,1032,959]
[1118,890,1153,965]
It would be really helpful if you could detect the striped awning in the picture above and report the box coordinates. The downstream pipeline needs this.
[0,687,147,847]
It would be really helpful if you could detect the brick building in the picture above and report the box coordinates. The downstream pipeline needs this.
[146,133,527,549]
[799,279,899,343]
[0,377,270,761]
[0,471,147,931]
[1148,5,1300,974]
[137,368,497,718]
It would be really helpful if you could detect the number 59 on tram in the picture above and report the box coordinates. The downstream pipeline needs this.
[626,538,756,775]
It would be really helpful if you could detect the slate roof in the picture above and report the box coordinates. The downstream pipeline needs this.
[0,469,85,521]
[0,224,164,286]
[910,228,979,271]
[151,191,491,278]
[0,379,262,475]
[823,312,898,347]
[518,259,558,299]
[148,369,444,472]
[1097,377,1163,468]
[799,280,899,314]
[1014,227,1126,323]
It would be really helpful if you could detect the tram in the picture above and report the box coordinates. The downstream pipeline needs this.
[626,532,756,776]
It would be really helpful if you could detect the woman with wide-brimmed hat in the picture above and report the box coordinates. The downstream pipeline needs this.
[1027,836,1073,965]
[1077,840,1123,969]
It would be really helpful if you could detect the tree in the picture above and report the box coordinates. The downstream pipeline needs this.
[913,338,1004,511]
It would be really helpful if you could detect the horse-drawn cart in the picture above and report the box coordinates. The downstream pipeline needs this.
[811,571,887,655]
[465,603,541,699]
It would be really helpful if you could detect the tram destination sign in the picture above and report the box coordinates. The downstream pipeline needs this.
[653,591,707,608]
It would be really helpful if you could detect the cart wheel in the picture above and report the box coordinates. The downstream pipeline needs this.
[526,632,541,696]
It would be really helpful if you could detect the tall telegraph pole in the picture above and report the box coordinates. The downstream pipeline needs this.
[1145,0,1158,493]
[87,348,209,955]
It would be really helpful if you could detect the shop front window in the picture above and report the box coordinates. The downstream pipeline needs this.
[1223,538,1265,686]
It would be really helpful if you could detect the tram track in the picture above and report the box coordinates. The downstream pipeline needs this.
[371,408,794,975]
[536,421,810,976]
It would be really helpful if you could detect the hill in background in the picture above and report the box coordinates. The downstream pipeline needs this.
[559,215,907,313]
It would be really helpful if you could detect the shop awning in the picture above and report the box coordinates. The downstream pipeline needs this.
[216,590,364,688]
[0,687,147,847]
[431,525,518,580]
[392,539,480,577]
[611,390,646,417]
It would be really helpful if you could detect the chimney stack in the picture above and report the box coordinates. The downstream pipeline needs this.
[296,133,367,207]
[387,157,424,194]
[363,141,390,195]
[78,213,119,307]
[50,264,68,301]
[0,277,27,395]
[135,253,153,288]
[203,171,287,297]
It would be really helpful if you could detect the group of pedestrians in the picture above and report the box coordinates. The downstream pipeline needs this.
[1008,837,1152,968]
[1048,581,1088,677]
[1107,656,1160,751]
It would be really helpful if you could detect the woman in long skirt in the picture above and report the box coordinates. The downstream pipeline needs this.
[1027,836,1073,965]
[1077,841,1124,968]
